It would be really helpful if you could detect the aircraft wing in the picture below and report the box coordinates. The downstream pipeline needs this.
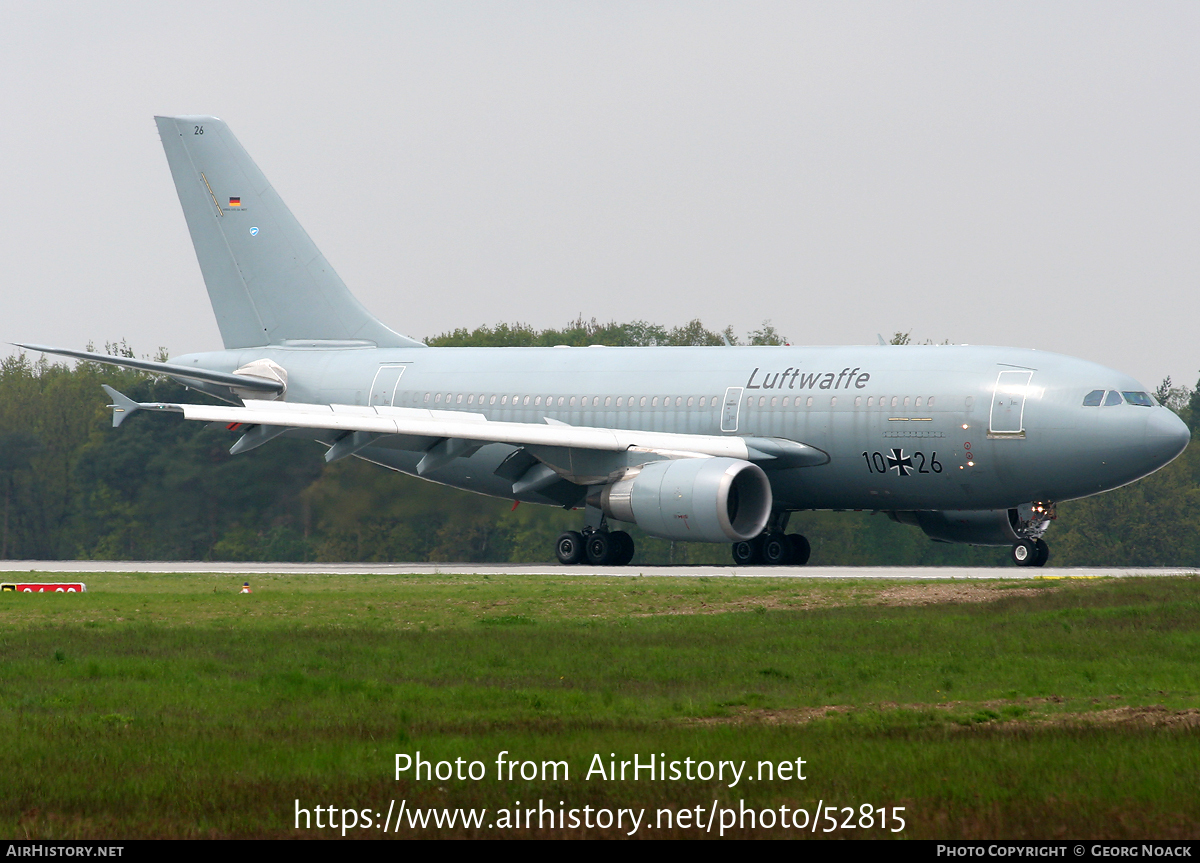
[101,388,828,475]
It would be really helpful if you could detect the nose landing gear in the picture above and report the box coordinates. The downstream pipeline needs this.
[1010,501,1053,567]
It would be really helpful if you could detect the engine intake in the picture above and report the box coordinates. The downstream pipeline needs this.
[590,457,772,543]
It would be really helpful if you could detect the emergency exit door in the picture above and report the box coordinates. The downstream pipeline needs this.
[989,369,1034,438]
[369,364,408,407]
[721,386,743,432]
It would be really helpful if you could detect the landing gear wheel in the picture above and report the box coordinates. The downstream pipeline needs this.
[732,536,764,566]
[608,530,635,566]
[787,534,811,566]
[555,531,585,565]
[585,532,613,566]
[761,532,792,566]
[1011,539,1039,567]
[1033,538,1049,567]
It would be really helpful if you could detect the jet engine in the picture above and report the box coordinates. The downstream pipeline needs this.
[590,457,772,543]
[890,508,1038,546]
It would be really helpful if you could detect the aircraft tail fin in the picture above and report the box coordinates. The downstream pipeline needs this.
[154,116,423,350]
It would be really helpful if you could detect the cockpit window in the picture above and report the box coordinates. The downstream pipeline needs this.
[1104,390,1123,406]
[1082,390,1104,406]
[1122,391,1154,407]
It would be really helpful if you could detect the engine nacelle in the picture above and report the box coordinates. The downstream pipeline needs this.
[591,457,772,543]
[890,509,1021,546]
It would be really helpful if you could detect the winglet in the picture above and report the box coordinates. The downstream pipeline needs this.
[102,385,141,428]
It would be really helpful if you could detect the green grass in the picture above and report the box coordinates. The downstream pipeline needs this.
[1,573,1198,838]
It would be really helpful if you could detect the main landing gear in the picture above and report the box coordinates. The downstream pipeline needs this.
[731,532,811,566]
[732,512,810,566]
[1011,537,1049,567]
[555,528,635,566]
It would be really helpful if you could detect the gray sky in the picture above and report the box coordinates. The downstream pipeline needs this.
[3,1,1197,388]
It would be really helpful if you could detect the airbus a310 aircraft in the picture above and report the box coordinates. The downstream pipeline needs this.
[21,116,1191,567]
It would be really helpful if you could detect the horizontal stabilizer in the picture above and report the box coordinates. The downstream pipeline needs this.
[19,344,283,393]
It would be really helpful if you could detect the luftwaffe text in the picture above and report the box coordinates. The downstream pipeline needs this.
[745,367,871,390]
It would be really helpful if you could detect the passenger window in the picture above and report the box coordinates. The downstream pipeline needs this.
[1122,391,1153,407]
[640,397,647,407]
[928,396,935,407]
[806,396,813,407]
[1082,390,1104,406]
[830,396,837,407]
[1104,390,1123,406]
[855,396,862,406]
[687,396,694,407]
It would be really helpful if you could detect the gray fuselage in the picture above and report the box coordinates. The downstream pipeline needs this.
[170,342,1190,513]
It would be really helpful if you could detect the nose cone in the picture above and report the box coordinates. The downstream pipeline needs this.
[1146,408,1190,468]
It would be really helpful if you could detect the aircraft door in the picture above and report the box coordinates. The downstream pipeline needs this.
[989,369,1034,438]
[721,387,743,433]
[369,364,408,407]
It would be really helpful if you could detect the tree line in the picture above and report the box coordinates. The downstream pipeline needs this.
[0,320,1196,567]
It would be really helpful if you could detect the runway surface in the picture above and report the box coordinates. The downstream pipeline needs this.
[0,561,1194,579]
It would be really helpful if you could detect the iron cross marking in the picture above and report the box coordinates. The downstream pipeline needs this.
[887,448,914,477]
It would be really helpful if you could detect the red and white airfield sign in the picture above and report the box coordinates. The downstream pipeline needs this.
[1,583,87,593]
